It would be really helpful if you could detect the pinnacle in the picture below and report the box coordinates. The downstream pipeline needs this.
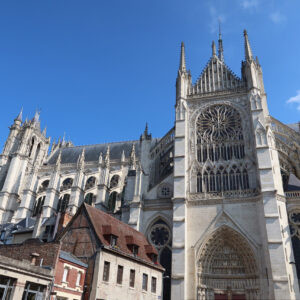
[179,42,186,72]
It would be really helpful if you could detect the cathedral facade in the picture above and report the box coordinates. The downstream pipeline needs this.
[0,30,300,300]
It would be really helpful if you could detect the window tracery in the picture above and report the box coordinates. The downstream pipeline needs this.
[85,176,96,190]
[195,105,250,193]
[60,178,73,192]
[157,184,173,198]
[110,175,120,189]
[289,211,300,239]
[38,180,49,193]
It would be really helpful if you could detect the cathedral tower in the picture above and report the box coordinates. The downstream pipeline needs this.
[0,111,50,223]
[171,31,299,299]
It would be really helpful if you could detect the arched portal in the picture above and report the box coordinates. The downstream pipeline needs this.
[197,226,259,300]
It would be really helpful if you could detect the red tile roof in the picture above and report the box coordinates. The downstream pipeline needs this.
[83,204,162,269]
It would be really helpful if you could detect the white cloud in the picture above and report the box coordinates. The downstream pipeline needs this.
[209,6,226,34]
[270,11,286,24]
[287,91,300,111]
[241,0,259,9]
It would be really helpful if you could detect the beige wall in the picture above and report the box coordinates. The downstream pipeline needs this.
[91,250,163,300]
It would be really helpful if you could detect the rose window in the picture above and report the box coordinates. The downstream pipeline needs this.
[197,105,243,143]
[149,224,171,248]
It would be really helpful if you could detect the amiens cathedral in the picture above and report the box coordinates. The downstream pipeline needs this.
[0,30,300,300]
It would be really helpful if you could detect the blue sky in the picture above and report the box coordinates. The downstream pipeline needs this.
[0,0,300,149]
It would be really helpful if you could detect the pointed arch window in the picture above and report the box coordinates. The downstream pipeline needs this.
[38,180,49,193]
[84,193,95,206]
[60,178,73,192]
[32,196,45,217]
[57,194,70,213]
[110,175,120,189]
[85,176,96,190]
[107,192,117,212]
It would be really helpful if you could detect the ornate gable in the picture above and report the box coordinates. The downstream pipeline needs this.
[190,56,245,95]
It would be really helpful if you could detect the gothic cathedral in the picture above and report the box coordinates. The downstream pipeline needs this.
[0,30,300,300]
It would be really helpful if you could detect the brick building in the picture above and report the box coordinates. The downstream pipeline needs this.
[0,203,163,299]
[52,251,87,300]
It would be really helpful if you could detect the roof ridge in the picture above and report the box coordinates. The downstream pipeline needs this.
[85,204,147,239]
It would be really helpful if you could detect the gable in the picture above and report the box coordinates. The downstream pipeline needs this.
[59,210,99,261]
[191,56,245,95]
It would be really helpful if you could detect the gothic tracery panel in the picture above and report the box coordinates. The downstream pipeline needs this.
[195,105,251,193]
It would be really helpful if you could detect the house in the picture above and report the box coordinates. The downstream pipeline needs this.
[58,203,164,300]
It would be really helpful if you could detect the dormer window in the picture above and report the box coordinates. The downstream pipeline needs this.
[132,245,139,256]
[110,235,118,247]
[102,225,119,247]
[144,244,158,263]
[125,235,139,256]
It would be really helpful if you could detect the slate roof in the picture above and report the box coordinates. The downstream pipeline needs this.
[83,204,163,270]
[59,250,88,268]
[287,173,300,191]
[47,141,141,165]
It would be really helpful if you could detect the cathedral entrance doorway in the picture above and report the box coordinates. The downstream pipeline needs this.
[197,226,259,300]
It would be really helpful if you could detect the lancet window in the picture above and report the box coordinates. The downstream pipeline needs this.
[196,105,249,193]
[32,196,45,217]
[110,175,120,189]
[57,194,70,213]
[84,193,95,205]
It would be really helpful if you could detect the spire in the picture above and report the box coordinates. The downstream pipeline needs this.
[218,21,224,61]
[104,146,110,168]
[244,29,253,61]
[179,42,186,72]
[42,127,47,137]
[130,144,136,170]
[212,41,217,57]
[121,150,125,163]
[33,110,40,123]
[144,122,148,136]
[55,151,62,171]
[98,152,103,165]
[77,148,85,170]
[15,107,23,122]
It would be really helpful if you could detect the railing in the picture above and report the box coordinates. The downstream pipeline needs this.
[286,191,300,199]
[189,189,259,201]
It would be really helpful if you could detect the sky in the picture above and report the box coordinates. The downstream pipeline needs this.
[0,0,300,149]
